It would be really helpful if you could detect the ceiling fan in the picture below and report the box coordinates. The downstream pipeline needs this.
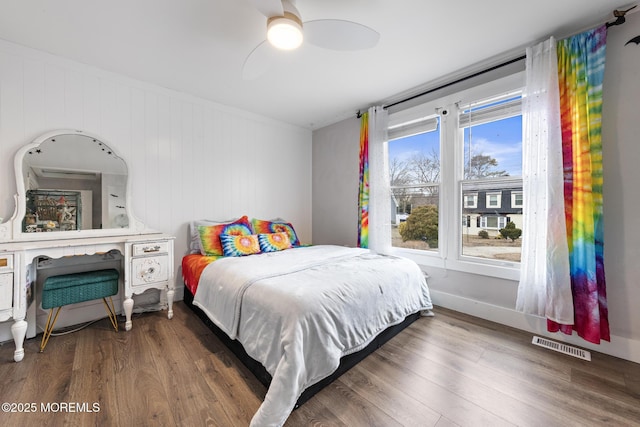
[243,0,380,79]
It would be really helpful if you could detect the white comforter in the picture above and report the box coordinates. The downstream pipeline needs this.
[193,245,432,427]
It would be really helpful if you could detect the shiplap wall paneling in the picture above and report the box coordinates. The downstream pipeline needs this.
[1,45,313,245]
[0,39,312,342]
[0,49,26,216]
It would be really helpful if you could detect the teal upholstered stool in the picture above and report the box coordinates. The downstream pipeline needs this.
[40,269,119,352]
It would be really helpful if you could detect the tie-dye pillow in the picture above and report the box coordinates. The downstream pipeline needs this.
[220,234,261,257]
[189,217,242,254]
[251,218,300,246]
[258,232,292,253]
[197,215,253,256]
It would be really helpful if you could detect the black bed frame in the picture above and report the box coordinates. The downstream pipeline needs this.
[183,285,420,409]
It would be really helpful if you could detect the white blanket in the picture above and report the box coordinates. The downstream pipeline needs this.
[193,245,432,427]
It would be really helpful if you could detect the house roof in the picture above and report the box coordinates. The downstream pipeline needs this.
[0,1,626,130]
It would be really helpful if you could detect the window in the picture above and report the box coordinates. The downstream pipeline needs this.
[387,71,524,280]
[388,115,440,252]
[480,215,507,229]
[463,193,477,208]
[511,191,523,208]
[486,192,501,208]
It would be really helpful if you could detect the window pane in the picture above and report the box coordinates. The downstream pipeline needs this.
[459,95,522,263]
[461,179,522,262]
[463,108,522,180]
[391,186,439,251]
[388,117,440,252]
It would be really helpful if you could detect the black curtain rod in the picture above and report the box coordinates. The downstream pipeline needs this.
[362,7,632,114]
[383,55,526,111]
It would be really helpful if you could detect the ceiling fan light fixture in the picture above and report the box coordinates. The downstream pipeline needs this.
[267,12,303,50]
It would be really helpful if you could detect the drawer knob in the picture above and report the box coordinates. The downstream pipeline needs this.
[142,245,161,253]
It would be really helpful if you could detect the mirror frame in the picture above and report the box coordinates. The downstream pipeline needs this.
[0,129,151,242]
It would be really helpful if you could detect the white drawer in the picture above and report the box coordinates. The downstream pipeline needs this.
[0,273,12,311]
[132,241,169,257]
[0,253,13,272]
[132,255,169,286]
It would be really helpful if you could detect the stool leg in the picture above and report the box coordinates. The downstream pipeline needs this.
[102,297,119,332]
[40,307,62,352]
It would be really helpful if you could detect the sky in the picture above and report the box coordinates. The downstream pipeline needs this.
[388,115,523,178]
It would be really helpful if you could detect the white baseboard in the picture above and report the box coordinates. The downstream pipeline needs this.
[431,290,640,364]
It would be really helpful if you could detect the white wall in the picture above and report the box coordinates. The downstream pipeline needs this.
[0,39,312,341]
[312,118,360,246]
[600,14,640,346]
[312,15,640,363]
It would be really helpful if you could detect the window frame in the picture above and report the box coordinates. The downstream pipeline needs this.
[387,71,524,281]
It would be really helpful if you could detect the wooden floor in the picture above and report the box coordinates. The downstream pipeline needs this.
[1,302,639,427]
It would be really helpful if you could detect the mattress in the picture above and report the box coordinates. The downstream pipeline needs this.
[189,245,433,426]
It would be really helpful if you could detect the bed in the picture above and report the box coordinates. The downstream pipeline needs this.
[182,218,433,426]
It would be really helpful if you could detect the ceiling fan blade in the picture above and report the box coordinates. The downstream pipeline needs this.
[304,19,380,51]
[248,0,284,18]
[242,40,278,80]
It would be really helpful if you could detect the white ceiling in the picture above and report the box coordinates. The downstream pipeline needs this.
[0,0,630,130]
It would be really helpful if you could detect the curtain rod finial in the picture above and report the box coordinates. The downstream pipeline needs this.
[607,5,637,27]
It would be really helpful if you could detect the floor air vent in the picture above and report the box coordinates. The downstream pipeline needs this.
[532,336,591,361]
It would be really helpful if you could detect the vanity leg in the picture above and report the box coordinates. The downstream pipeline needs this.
[123,297,134,331]
[166,288,174,320]
[11,319,27,362]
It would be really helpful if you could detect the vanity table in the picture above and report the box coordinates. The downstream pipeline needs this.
[0,130,175,362]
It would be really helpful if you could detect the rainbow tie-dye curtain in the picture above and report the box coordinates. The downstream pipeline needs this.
[549,25,610,344]
[357,112,369,248]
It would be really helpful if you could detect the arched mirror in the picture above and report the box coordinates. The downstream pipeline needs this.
[1,129,147,241]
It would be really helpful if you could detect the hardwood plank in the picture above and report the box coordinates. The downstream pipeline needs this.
[434,416,462,427]
[312,378,403,427]
[284,395,348,427]
[64,319,118,427]
[112,318,175,426]
[385,328,618,426]
[194,352,263,425]
[410,313,640,426]
[336,363,442,427]
[141,313,231,426]
[430,310,640,425]
[362,349,516,426]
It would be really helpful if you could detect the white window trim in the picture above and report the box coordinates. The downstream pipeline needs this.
[388,71,524,281]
